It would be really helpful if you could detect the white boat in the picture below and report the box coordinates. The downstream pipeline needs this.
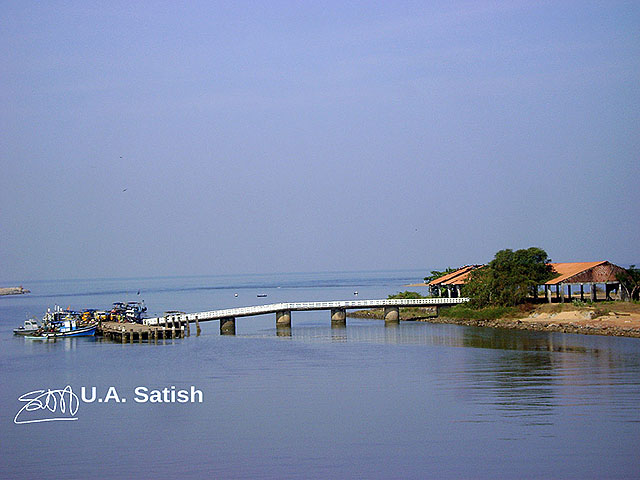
[13,318,41,336]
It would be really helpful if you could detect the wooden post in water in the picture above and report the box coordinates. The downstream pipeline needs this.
[195,316,201,336]
[185,318,190,337]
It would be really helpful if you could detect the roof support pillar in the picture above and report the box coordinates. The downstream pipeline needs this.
[545,285,552,303]
[590,283,597,302]
[580,284,585,302]
[605,283,614,301]
[567,285,572,302]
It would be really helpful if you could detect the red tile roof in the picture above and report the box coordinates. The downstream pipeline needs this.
[545,261,607,285]
[428,266,480,286]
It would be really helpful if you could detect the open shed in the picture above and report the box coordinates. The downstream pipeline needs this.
[542,261,627,302]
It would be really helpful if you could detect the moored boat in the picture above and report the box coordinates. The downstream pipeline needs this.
[24,305,97,340]
[25,323,97,340]
[13,318,41,336]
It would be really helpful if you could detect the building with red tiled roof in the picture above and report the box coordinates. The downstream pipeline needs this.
[543,261,627,302]
[426,261,627,302]
[427,265,482,297]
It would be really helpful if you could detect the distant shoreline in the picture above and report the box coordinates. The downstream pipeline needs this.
[0,286,30,296]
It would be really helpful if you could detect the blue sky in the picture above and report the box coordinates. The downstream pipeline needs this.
[1,1,638,281]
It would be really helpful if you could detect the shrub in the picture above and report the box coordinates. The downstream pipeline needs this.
[388,291,426,299]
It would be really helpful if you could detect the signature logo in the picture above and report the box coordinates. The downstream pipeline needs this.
[14,385,80,424]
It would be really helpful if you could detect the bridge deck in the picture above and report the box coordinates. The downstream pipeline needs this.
[143,297,469,326]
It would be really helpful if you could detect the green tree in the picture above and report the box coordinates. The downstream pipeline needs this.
[617,265,640,301]
[464,247,555,307]
[388,291,426,299]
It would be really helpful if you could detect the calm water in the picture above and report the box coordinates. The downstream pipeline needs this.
[1,271,639,479]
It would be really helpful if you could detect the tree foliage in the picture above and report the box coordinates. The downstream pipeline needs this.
[388,291,426,299]
[464,247,555,307]
[617,265,640,301]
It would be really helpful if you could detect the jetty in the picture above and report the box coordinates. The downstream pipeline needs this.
[142,297,469,335]
[100,321,188,343]
[0,286,30,296]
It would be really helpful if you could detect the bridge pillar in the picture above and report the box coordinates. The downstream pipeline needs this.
[220,317,236,335]
[276,310,291,327]
[331,308,346,327]
[383,306,400,323]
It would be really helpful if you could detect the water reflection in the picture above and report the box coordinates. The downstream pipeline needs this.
[275,326,291,337]
[244,320,640,433]
[330,323,347,343]
[246,320,623,356]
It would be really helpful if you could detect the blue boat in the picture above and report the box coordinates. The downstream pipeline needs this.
[25,306,97,340]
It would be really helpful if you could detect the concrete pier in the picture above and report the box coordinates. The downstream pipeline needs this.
[331,308,346,327]
[220,317,236,335]
[383,306,400,323]
[99,322,182,343]
[276,310,292,327]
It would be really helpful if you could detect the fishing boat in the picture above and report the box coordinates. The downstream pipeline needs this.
[25,305,97,340]
[25,324,97,340]
[125,301,147,323]
[13,318,41,336]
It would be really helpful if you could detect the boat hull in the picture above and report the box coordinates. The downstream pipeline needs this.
[26,325,97,340]
[13,328,40,336]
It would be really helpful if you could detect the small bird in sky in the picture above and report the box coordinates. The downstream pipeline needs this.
[122,188,127,192]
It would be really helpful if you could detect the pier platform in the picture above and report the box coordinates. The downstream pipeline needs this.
[99,321,189,343]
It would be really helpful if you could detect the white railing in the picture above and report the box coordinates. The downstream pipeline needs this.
[143,297,469,326]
